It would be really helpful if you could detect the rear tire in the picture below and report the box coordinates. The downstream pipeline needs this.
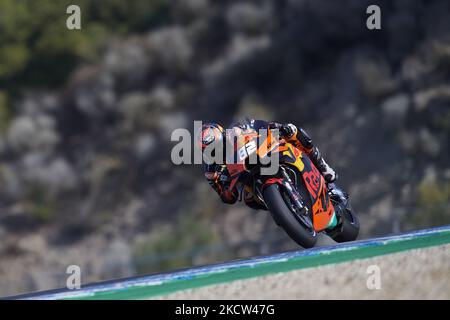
[263,184,317,248]
[331,207,359,243]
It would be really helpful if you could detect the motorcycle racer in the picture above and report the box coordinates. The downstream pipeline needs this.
[198,119,337,210]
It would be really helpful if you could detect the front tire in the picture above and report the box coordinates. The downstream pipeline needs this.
[263,184,317,248]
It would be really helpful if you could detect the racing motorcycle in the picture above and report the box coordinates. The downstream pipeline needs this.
[224,121,359,248]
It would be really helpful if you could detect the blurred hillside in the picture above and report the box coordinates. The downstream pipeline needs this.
[0,0,449,296]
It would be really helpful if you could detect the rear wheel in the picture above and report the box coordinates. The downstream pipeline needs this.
[263,184,317,248]
[330,207,359,242]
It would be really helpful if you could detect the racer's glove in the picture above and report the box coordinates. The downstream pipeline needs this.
[280,123,298,139]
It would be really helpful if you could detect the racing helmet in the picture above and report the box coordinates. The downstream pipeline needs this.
[198,123,225,150]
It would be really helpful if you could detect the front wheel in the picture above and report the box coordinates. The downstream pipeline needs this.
[263,184,317,248]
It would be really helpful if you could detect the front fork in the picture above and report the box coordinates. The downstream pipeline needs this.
[279,168,308,216]
[258,167,313,229]
[277,168,316,232]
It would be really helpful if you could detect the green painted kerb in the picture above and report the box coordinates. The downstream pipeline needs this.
[71,230,450,300]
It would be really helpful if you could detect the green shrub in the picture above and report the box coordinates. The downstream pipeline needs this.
[0,91,12,132]
[0,0,169,89]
